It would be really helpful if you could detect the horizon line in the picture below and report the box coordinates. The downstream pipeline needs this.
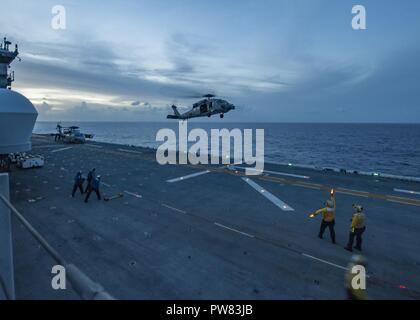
[35,120,420,125]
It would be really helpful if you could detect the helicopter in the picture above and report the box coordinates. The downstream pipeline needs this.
[54,123,94,144]
[167,94,235,120]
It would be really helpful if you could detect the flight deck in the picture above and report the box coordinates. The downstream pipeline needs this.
[9,134,420,299]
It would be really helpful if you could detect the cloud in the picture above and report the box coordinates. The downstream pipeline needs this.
[24,42,420,122]
[35,100,168,122]
[15,50,197,101]
[159,33,292,96]
[13,31,293,120]
[4,0,420,122]
[131,100,152,107]
[236,45,420,122]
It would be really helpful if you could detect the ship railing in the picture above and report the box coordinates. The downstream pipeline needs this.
[0,175,114,300]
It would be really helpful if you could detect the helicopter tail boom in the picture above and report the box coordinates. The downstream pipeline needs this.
[172,105,181,117]
[167,105,182,119]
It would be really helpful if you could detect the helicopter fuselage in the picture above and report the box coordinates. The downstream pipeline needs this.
[167,98,235,120]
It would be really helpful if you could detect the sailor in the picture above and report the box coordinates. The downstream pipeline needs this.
[85,168,96,193]
[345,255,368,300]
[309,189,336,244]
[71,171,85,198]
[345,204,366,252]
[55,123,63,141]
[84,175,102,203]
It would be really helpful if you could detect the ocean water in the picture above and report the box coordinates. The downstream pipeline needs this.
[33,122,420,177]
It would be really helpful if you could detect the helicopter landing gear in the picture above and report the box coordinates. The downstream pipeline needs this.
[220,113,224,119]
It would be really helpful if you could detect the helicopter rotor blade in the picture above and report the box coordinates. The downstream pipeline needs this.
[178,91,218,99]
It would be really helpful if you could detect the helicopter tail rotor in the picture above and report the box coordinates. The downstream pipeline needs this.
[171,105,181,117]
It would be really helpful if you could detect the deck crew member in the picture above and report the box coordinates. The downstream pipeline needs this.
[345,204,366,252]
[345,255,368,300]
[85,175,102,203]
[55,123,63,141]
[310,189,336,244]
[71,171,85,198]
[85,168,96,193]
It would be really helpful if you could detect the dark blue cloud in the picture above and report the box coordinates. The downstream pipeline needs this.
[2,0,420,122]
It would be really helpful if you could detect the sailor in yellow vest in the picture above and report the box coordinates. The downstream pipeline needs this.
[345,255,368,300]
[345,204,366,252]
[309,189,336,244]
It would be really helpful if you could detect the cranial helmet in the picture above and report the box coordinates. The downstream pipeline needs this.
[352,204,363,213]
[351,254,367,266]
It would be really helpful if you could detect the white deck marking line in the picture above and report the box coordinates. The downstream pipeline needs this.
[118,148,142,154]
[167,170,210,183]
[124,191,142,198]
[51,147,73,153]
[214,222,255,238]
[302,253,371,277]
[301,253,348,271]
[387,199,420,206]
[389,194,420,201]
[242,177,294,211]
[161,203,187,214]
[34,144,59,148]
[86,144,103,149]
[394,188,420,196]
[232,166,310,179]
[101,182,111,187]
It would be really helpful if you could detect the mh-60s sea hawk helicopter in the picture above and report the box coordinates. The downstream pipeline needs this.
[167,94,235,120]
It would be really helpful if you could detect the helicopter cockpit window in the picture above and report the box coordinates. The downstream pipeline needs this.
[200,104,208,113]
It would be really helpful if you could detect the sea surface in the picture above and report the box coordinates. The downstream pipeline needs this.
[33,122,420,177]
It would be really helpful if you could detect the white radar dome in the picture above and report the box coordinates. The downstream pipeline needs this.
[0,89,38,154]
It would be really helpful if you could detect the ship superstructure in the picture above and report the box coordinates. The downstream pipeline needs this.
[0,37,19,89]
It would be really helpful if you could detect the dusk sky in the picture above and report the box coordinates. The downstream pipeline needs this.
[2,0,420,122]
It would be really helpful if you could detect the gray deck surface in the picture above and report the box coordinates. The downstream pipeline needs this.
[9,134,420,299]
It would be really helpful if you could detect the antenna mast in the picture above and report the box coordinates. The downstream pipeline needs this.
[0,37,19,89]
